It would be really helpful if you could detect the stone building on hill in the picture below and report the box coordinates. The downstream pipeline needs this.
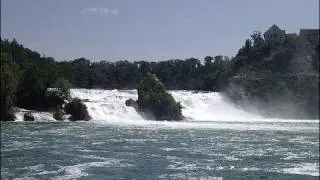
[263,24,286,43]
[263,24,319,47]
[299,29,319,46]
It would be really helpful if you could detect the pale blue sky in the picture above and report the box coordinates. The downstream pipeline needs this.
[1,0,319,61]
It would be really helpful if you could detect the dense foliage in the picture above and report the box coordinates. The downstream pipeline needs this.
[62,56,233,91]
[1,39,235,93]
[136,74,183,120]
[1,39,71,120]
[1,53,19,121]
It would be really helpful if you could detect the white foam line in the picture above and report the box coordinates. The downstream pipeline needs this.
[279,163,320,176]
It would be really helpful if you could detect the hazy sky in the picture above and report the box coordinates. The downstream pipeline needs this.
[1,0,319,61]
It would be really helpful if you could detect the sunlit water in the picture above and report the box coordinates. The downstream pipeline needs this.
[1,89,319,179]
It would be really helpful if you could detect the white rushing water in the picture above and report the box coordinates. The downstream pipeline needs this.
[70,89,260,122]
[14,89,319,131]
[71,89,319,132]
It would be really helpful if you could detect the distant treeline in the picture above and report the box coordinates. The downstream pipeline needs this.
[59,55,235,90]
[1,39,239,91]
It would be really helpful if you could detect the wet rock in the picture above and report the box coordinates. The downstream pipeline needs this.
[24,112,34,121]
[125,99,138,110]
[53,109,65,121]
[65,98,91,121]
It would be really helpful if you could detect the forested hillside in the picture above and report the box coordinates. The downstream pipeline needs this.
[224,31,319,119]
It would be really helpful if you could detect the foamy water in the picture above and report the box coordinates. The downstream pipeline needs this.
[15,89,318,124]
[70,89,261,122]
[1,122,319,179]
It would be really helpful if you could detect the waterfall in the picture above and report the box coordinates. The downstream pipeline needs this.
[70,89,260,122]
[14,89,317,124]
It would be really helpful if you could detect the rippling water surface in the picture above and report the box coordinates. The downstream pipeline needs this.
[1,120,319,180]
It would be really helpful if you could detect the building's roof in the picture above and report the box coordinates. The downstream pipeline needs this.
[285,33,297,40]
[299,29,319,35]
[286,33,297,35]
[270,24,281,30]
[264,24,285,35]
[286,33,297,37]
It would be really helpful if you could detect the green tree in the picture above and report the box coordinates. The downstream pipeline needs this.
[245,39,252,52]
[204,56,213,66]
[271,48,294,73]
[46,77,72,109]
[1,53,20,121]
[250,31,264,48]
[53,77,71,101]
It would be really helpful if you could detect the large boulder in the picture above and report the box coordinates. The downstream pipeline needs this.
[53,109,65,121]
[135,74,183,121]
[65,98,91,121]
[24,112,34,121]
[125,99,138,110]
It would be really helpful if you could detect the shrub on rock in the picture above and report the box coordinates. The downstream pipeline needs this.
[24,112,34,121]
[65,98,91,121]
[136,74,183,120]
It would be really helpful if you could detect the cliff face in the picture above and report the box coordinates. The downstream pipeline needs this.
[224,38,319,119]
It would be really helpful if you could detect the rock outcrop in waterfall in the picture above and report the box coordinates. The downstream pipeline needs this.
[126,74,183,121]
[65,98,91,121]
